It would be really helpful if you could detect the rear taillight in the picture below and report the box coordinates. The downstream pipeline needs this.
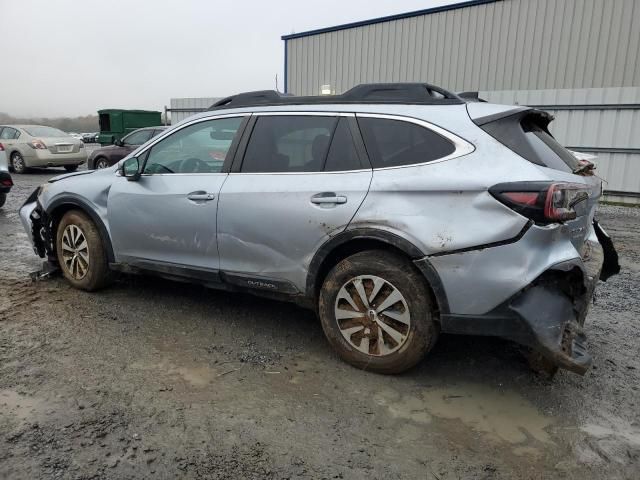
[490,182,588,224]
[29,139,47,149]
[1,178,13,187]
[0,143,4,151]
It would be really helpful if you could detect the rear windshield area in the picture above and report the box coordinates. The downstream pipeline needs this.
[476,110,580,173]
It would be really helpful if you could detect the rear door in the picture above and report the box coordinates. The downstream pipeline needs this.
[217,113,372,293]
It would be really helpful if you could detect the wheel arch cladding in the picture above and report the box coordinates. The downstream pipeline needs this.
[48,197,115,263]
[307,228,449,316]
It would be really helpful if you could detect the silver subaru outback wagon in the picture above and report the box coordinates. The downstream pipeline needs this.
[19,83,619,376]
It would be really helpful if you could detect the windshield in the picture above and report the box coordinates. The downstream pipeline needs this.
[23,126,68,137]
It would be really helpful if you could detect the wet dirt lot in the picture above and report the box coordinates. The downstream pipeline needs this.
[1,167,639,479]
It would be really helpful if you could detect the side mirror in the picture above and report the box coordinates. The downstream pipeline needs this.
[121,157,141,181]
[115,139,124,147]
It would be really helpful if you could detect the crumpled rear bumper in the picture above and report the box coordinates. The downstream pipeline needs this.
[440,220,619,375]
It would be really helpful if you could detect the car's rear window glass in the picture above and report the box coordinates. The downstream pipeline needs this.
[242,116,336,173]
[357,117,455,168]
[478,112,579,173]
[23,126,67,137]
[324,118,362,171]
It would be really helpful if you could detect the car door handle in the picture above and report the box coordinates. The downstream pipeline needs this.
[187,192,215,201]
[311,193,347,204]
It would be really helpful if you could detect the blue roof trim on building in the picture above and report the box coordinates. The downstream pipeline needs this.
[281,0,501,40]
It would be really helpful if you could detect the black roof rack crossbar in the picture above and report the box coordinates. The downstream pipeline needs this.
[209,83,464,110]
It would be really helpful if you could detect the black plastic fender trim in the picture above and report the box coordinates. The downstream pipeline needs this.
[306,227,450,315]
[47,194,116,263]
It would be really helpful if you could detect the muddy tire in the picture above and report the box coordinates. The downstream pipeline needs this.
[55,210,113,291]
[64,165,79,172]
[318,250,438,374]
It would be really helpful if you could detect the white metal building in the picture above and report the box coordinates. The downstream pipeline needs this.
[282,0,640,203]
[166,97,221,125]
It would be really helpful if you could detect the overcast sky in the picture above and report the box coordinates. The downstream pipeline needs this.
[1,0,454,117]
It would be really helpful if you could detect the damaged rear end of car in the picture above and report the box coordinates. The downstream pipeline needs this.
[438,104,620,375]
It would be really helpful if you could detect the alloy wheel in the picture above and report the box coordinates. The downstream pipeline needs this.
[334,275,411,356]
[61,224,90,280]
[95,159,109,169]
[12,153,25,173]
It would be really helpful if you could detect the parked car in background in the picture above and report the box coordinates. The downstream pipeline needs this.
[88,126,166,169]
[68,132,84,142]
[19,83,619,376]
[82,132,99,143]
[0,125,86,174]
[0,143,12,208]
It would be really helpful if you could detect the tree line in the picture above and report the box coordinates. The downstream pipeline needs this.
[0,112,99,133]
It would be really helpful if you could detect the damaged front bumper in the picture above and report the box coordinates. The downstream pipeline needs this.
[19,188,53,260]
[439,220,619,375]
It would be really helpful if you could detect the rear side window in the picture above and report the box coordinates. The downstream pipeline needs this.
[123,129,153,146]
[478,112,579,173]
[241,116,336,173]
[357,117,455,168]
[0,128,14,140]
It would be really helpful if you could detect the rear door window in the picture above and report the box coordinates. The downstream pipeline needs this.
[357,117,455,168]
[0,128,17,140]
[241,116,336,173]
[123,130,153,146]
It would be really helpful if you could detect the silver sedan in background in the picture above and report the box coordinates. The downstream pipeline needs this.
[0,125,87,174]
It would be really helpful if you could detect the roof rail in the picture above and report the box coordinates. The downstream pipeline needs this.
[209,83,464,110]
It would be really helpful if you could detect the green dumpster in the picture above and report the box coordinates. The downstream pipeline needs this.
[97,109,162,145]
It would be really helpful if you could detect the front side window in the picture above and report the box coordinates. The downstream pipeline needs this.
[241,116,336,173]
[123,129,153,146]
[357,117,455,168]
[143,117,243,174]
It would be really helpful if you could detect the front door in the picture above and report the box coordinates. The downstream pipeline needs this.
[108,116,247,276]
[218,114,372,292]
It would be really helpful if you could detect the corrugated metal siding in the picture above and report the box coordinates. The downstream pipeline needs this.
[481,87,640,196]
[169,97,220,125]
[285,0,640,95]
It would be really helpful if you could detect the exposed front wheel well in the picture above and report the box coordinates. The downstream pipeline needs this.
[47,201,115,263]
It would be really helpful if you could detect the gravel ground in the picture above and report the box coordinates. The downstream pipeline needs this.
[0,167,638,479]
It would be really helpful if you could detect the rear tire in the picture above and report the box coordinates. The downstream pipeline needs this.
[56,210,113,291]
[0,193,6,209]
[318,250,438,374]
[10,152,27,174]
[64,165,79,172]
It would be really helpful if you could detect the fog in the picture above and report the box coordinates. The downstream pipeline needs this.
[1,0,451,117]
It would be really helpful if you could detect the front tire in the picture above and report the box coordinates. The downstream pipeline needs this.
[64,165,79,172]
[11,152,27,174]
[56,210,113,291]
[318,250,438,374]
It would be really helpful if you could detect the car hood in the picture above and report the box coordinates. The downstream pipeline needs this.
[48,170,95,183]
